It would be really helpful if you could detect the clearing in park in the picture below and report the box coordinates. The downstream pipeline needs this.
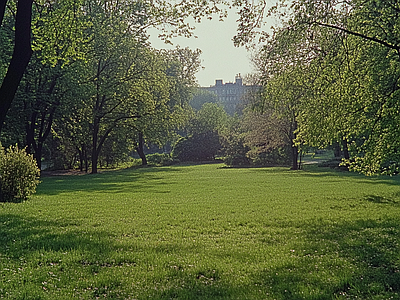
[1,163,400,299]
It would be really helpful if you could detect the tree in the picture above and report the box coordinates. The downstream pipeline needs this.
[172,131,221,162]
[0,0,89,136]
[250,23,316,170]
[84,14,157,173]
[0,0,33,134]
[188,102,229,136]
[0,0,229,143]
[190,89,218,111]
[241,109,292,167]
[220,115,251,166]
[236,0,400,174]
[132,47,202,166]
[172,103,229,162]
[282,0,400,174]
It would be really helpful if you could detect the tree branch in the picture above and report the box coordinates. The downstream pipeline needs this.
[313,21,400,53]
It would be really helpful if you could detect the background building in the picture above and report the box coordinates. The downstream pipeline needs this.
[202,74,258,115]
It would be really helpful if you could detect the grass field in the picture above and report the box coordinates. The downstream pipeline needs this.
[1,163,400,299]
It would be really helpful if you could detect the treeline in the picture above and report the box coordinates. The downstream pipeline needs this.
[193,0,400,174]
[0,1,301,173]
[0,1,207,174]
[226,0,400,175]
[2,0,400,176]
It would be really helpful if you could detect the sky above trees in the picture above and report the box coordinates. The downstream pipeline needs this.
[149,8,270,87]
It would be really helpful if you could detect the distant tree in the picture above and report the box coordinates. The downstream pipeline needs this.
[132,47,202,166]
[188,102,229,135]
[242,109,291,166]
[220,115,250,166]
[172,132,221,162]
[189,89,218,111]
[172,103,229,161]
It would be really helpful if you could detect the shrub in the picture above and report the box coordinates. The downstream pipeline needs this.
[221,136,250,166]
[146,153,176,166]
[0,145,40,202]
[318,158,349,171]
[223,153,250,166]
[247,146,291,166]
[172,132,221,162]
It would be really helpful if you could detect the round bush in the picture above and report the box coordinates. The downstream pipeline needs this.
[172,132,221,162]
[0,145,40,202]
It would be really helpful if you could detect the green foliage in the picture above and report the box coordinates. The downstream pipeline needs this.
[245,0,400,174]
[220,110,292,167]
[1,164,400,298]
[172,132,221,162]
[189,88,219,111]
[0,17,13,80]
[223,153,250,166]
[247,146,291,166]
[172,103,229,162]
[146,153,176,166]
[0,0,217,174]
[188,102,229,135]
[31,0,89,66]
[220,117,251,166]
[0,145,40,202]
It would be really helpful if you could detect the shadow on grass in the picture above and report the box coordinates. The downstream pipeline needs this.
[0,213,237,299]
[129,218,400,299]
[298,165,400,187]
[0,213,114,259]
[364,194,400,205]
[2,216,400,299]
[250,218,400,299]
[37,166,183,196]
[0,213,137,298]
[145,283,239,300]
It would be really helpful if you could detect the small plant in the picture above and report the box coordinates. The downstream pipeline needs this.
[0,144,40,202]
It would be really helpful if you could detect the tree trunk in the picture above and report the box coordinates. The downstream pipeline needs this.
[25,111,37,155]
[0,1,6,26]
[77,146,83,172]
[136,131,147,166]
[84,145,89,173]
[35,143,43,170]
[291,145,299,170]
[0,0,33,134]
[91,119,100,174]
[25,107,55,170]
[91,118,115,174]
[342,139,350,160]
[298,150,303,170]
[35,109,55,169]
[333,142,341,157]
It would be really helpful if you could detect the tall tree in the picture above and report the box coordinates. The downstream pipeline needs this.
[237,0,400,174]
[0,0,228,138]
[0,0,33,134]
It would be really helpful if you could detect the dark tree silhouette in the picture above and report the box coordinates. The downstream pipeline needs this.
[0,0,33,134]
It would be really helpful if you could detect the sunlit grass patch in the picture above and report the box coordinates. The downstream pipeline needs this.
[1,164,400,299]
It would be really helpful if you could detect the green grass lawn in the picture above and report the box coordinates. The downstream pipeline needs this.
[1,164,400,299]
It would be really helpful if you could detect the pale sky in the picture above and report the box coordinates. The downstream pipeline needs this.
[148,10,256,87]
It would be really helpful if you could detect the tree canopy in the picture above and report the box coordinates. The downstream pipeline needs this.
[238,0,400,174]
